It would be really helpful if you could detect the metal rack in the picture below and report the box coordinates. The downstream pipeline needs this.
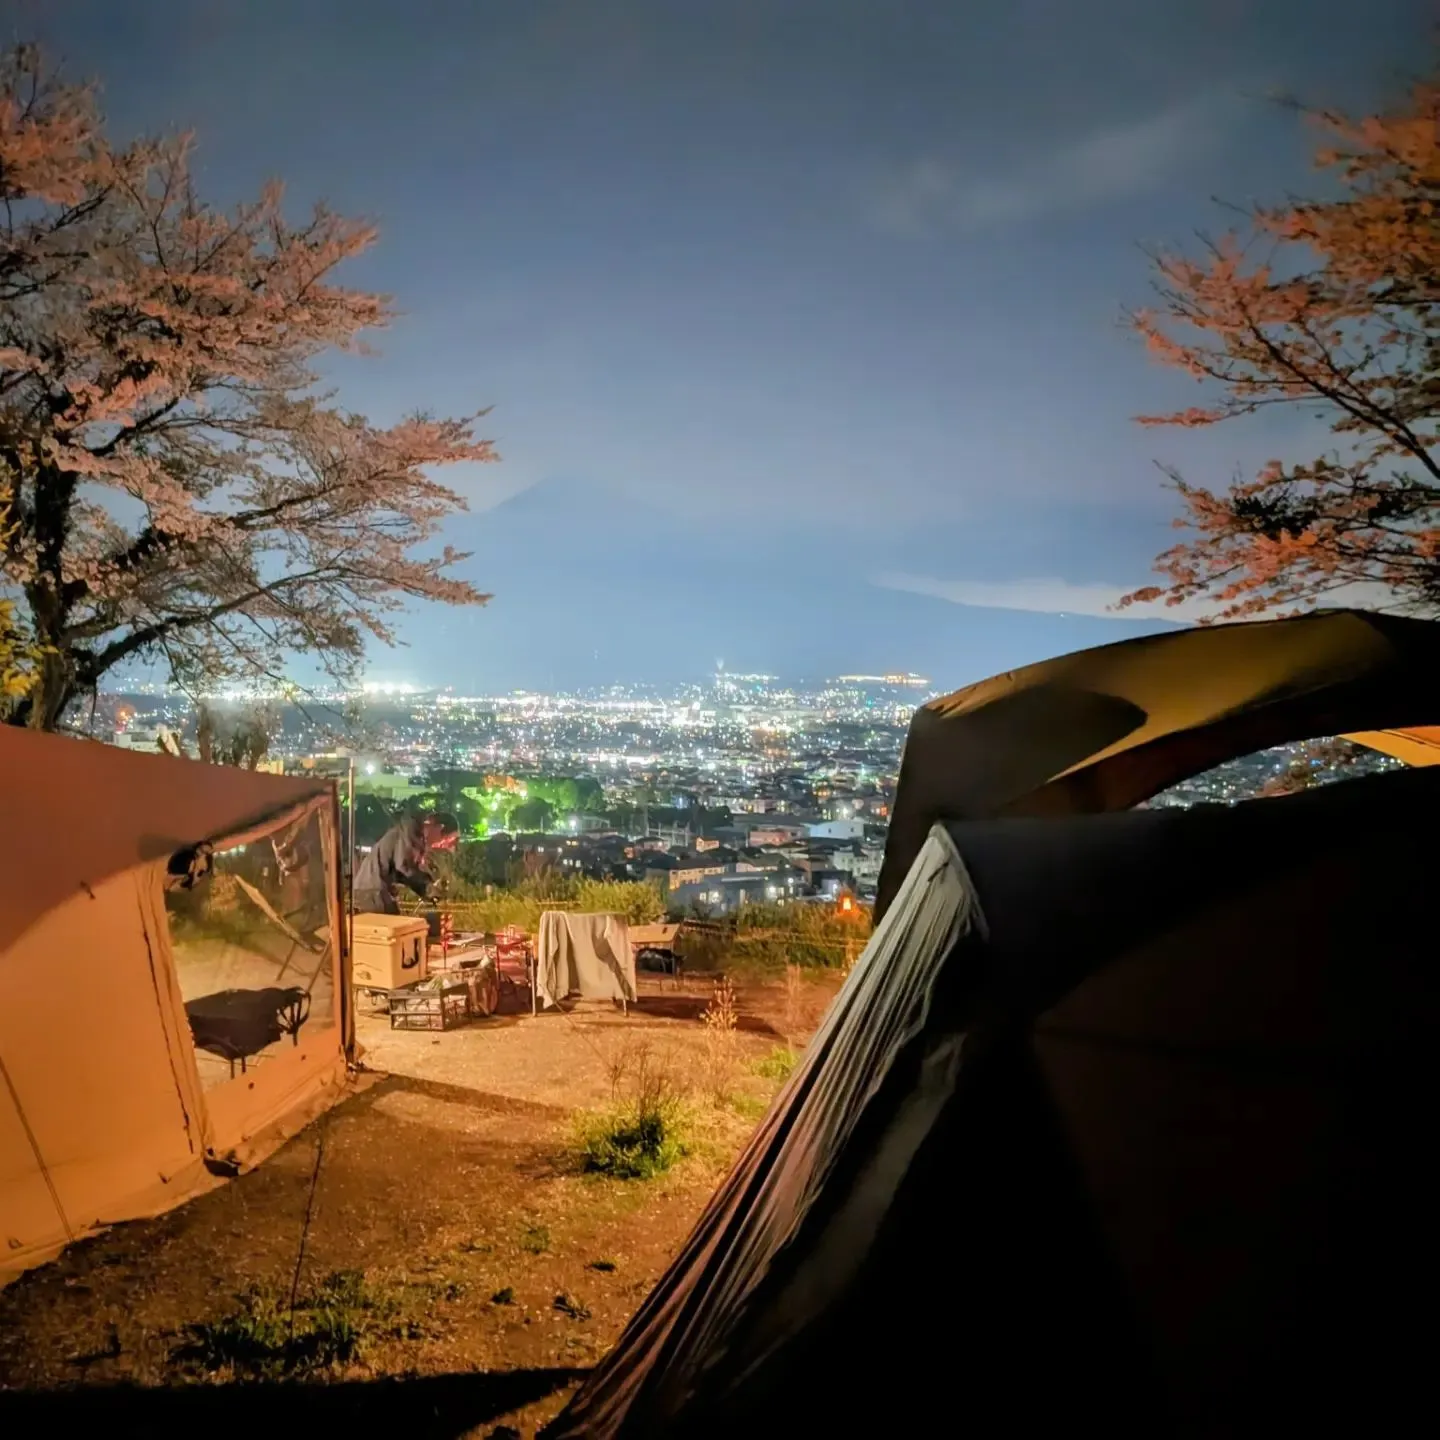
[387,977,470,1031]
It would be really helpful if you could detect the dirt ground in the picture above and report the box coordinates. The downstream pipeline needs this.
[0,967,843,1438]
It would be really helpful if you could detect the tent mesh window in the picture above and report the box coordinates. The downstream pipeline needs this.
[164,807,335,1089]
[1142,735,1406,810]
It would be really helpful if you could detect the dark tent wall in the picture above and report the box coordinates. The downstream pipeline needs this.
[545,769,1438,1438]
[877,609,1440,920]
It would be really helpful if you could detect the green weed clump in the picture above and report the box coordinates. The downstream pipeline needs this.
[175,1270,404,1379]
[576,1041,687,1180]
[577,1103,686,1180]
[753,1045,798,1081]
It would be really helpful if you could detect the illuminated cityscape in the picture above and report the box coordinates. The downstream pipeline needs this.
[85,666,1404,910]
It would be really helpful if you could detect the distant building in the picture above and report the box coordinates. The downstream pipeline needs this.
[846,845,884,891]
[112,725,176,752]
[807,818,865,842]
[667,860,731,891]
[806,867,849,900]
[669,869,800,915]
[736,847,792,874]
[714,793,781,814]
[743,817,809,847]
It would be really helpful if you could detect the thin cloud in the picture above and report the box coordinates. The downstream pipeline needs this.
[875,572,1399,623]
[872,91,1240,236]
[875,572,1220,622]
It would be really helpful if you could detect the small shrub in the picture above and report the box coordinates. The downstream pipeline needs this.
[689,902,873,972]
[753,1045,798,1082]
[578,1040,687,1179]
[490,1286,515,1305]
[575,878,665,925]
[699,975,740,1103]
[588,1259,617,1273]
[677,926,727,972]
[403,876,664,930]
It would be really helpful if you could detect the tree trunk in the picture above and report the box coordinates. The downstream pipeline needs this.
[7,648,77,730]
[20,646,77,730]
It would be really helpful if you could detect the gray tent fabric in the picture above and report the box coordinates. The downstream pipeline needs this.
[545,828,976,1436]
[544,768,1438,1437]
[536,911,635,1007]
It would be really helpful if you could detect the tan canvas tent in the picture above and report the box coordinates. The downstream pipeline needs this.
[546,610,1439,1438]
[0,726,352,1285]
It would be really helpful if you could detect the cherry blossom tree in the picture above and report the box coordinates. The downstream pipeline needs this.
[1123,71,1440,622]
[0,46,495,729]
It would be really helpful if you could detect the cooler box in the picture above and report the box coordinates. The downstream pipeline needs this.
[352,914,429,990]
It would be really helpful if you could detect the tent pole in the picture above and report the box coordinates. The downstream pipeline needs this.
[346,758,356,965]
[0,1052,75,1245]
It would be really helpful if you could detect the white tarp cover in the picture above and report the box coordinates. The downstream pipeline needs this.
[536,911,635,1008]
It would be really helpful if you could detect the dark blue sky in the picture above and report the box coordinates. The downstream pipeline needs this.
[18,0,1436,690]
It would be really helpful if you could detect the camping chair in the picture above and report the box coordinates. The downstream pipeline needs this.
[494,925,536,1012]
[498,921,538,1002]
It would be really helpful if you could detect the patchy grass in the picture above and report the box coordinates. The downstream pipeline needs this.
[681,904,871,972]
[518,1224,551,1255]
[553,1292,591,1321]
[172,1270,412,1380]
[753,1045,798,1082]
[727,1091,770,1122]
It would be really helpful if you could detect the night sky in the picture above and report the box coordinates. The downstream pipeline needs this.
[17,0,1436,690]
